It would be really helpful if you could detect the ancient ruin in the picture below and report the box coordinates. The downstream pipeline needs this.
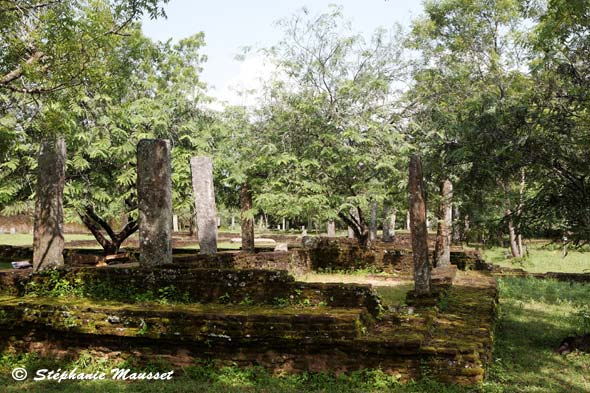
[137,139,173,266]
[435,179,453,266]
[33,137,66,271]
[409,155,431,295]
[190,156,218,254]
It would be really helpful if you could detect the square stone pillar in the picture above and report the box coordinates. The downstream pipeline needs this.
[409,155,431,295]
[327,220,336,237]
[33,137,66,271]
[137,139,172,266]
[190,156,218,254]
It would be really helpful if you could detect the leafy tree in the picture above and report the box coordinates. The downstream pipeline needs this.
[519,0,590,245]
[254,6,410,246]
[407,0,534,252]
[0,1,214,255]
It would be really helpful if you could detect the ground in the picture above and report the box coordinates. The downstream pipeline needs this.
[0,236,588,391]
[482,242,590,273]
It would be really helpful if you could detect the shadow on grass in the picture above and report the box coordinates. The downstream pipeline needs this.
[488,298,590,393]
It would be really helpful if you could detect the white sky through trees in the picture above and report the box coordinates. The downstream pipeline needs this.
[141,0,423,108]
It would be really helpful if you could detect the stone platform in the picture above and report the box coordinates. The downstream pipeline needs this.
[0,266,497,385]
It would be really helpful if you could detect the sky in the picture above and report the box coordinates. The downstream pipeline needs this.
[141,1,424,107]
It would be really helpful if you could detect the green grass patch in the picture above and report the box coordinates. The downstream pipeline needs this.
[0,234,97,247]
[482,243,590,273]
[484,277,590,392]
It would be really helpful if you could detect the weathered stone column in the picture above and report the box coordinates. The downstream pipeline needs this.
[409,155,431,295]
[369,200,377,241]
[382,207,396,242]
[172,215,179,232]
[327,220,336,237]
[33,137,66,271]
[190,156,218,255]
[240,182,255,252]
[137,139,172,266]
[434,179,453,267]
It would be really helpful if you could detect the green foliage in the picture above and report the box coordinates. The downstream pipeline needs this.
[244,6,411,239]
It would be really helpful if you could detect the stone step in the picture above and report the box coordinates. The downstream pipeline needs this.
[0,296,367,343]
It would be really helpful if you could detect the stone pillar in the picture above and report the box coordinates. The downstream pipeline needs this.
[383,207,396,242]
[282,217,286,232]
[452,205,460,244]
[409,155,431,295]
[190,156,218,255]
[33,137,66,271]
[369,200,377,241]
[231,215,236,231]
[172,215,179,232]
[327,220,336,237]
[240,182,255,252]
[406,211,410,231]
[434,179,453,267]
[137,139,172,266]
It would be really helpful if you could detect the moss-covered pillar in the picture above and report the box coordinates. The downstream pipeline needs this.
[369,200,377,241]
[137,139,172,266]
[240,182,255,252]
[434,179,453,266]
[409,155,431,295]
[33,137,66,271]
[190,156,218,255]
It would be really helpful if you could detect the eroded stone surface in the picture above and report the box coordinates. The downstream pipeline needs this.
[408,155,431,295]
[33,137,66,271]
[0,270,497,385]
[190,156,218,254]
[137,139,172,266]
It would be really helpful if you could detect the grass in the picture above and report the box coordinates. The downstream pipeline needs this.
[0,277,589,392]
[0,234,97,247]
[483,277,590,392]
[481,242,590,273]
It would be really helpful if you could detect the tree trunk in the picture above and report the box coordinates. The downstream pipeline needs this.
[240,183,255,252]
[507,213,521,258]
[189,211,198,238]
[80,207,139,256]
[369,200,377,241]
[434,179,453,267]
[409,155,431,295]
[339,207,370,247]
[516,168,526,257]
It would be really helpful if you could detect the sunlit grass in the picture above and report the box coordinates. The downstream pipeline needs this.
[484,277,590,392]
[482,242,590,273]
[0,233,97,247]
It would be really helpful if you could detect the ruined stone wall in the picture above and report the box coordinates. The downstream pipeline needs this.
[0,266,382,317]
[302,238,476,276]
[0,269,498,385]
